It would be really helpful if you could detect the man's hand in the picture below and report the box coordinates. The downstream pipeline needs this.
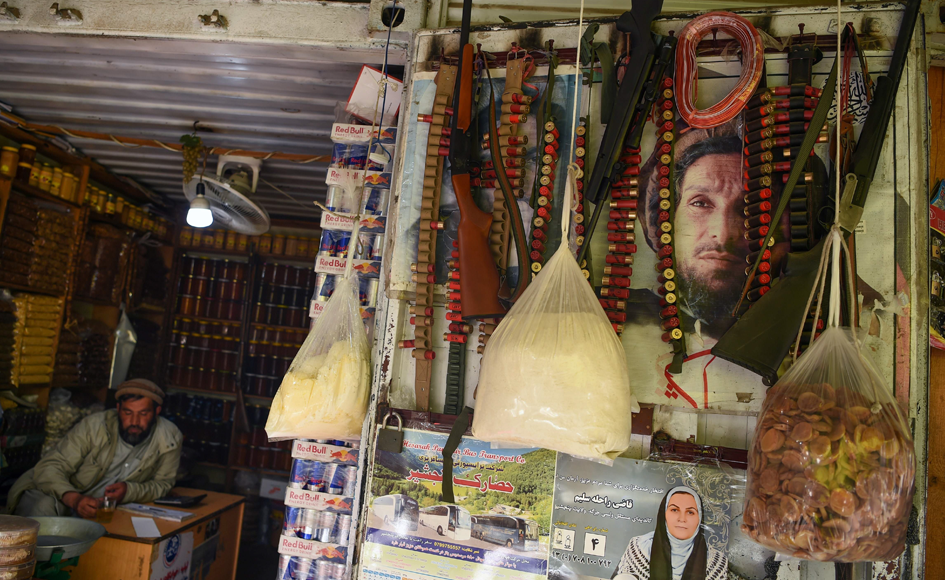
[104,482,128,504]
[63,492,100,519]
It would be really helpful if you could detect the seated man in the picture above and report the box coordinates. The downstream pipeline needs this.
[7,379,182,518]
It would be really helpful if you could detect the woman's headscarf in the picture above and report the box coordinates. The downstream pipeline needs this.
[650,486,708,580]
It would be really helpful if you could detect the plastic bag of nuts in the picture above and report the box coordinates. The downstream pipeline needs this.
[742,327,915,562]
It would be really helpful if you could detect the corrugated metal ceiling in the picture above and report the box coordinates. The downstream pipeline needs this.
[0,32,389,222]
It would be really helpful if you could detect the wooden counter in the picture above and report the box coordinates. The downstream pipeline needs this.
[67,488,245,580]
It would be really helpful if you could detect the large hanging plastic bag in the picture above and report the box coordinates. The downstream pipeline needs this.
[742,230,915,561]
[109,305,137,389]
[266,222,371,441]
[473,166,632,462]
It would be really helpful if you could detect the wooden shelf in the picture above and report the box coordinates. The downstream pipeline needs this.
[250,322,309,333]
[166,385,238,401]
[73,296,120,308]
[0,279,64,298]
[10,181,81,209]
[89,213,172,244]
[256,252,316,265]
[173,314,243,325]
[179,247,251,259]
[229,464,289,477]
[196,461,229,470]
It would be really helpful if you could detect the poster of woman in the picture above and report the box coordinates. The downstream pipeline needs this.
[612,487,728,580]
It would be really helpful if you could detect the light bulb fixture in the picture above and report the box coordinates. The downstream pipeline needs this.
[187,182,213,228]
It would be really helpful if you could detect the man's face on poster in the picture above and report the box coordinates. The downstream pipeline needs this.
[674,152,750,327]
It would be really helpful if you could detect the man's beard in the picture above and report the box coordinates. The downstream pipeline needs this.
[677,267,744,337]
[120,421,154,445]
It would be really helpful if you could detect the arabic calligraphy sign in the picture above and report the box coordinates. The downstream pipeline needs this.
[359,428,555,580]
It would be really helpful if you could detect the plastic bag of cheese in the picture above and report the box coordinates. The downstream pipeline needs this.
[473,165,632,462]
[266,268,371,442]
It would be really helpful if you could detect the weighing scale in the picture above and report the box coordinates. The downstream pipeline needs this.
[29,517,106,580]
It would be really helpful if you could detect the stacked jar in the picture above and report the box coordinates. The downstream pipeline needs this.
[233,405,292,471]
[253,233,320,260]
[163,393,233,465]
[244,326,306,398]
[0,516,39,580]
[179,228,251,254]
[251,264,315,328]
[167,318,241,392]
[176,257,248,322]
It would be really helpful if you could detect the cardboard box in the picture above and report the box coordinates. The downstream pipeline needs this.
[344,66,403,127]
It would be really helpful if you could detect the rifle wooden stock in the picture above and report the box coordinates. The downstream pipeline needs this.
[454,172,506,319]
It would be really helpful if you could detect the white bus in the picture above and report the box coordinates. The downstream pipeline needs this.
[372,494,419,532]
[419,504,472,540]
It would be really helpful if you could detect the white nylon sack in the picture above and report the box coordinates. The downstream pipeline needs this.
[267,222,372,441]
[473,166,632,462]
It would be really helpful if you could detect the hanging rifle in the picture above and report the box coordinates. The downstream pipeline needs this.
[450,0,506,319]
[711,0,921,384]
[577,0,675,265]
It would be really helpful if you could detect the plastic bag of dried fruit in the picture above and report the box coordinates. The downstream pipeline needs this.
[742,231,915,562]
[266,220,371,442]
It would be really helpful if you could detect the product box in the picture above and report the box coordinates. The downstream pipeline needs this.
[292,440,359,464]
[319,212,386,234]
[330,123,398,145]
[284,488,354,513]
[325,168,393,191]
[344,65,403,127]
[260,477,288,500]
[277,534,348,562]
[314,254,381,278]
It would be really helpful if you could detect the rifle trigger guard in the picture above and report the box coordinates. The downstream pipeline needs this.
[838,173,861,234]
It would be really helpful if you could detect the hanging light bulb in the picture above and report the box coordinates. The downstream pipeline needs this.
[187,182,213,228]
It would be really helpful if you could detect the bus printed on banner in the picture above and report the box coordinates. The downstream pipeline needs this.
[419,505,472,540]
[371,494,419,532]
[471,515,540,551]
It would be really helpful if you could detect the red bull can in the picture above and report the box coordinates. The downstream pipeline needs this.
[359,187,389,216]
[318,231,337,255]
[301,508,318,540]
[289,458,314,489]
[330,143,348,168]
[331,563,347,580]
[285,557,315,580]
[315,561,334,580]
[315,274,335,302]
[333,514,353,546]
[359,277,379,308]
[284,507,306,538]
[325,185,346,212]
[355,233,377,261]
[346,144,368,170]
[334,231,352,257]
[278,555,293,579]
[365,142,390,172]
[328,465,357,496]
[316,511,338,543]
[307,461,328,492]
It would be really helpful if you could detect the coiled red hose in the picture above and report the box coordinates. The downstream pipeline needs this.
[675,12,764,129]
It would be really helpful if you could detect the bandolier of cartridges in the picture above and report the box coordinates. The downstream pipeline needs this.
[529,120,561,277]
[742,86,822,303]
[405,64,457,410]
[482,57,529,281]
[573,122,588,263]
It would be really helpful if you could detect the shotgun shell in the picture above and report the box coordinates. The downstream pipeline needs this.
[607,233,635,243]
[749,273,772,287]
[544,121,559,134]
[745,213,772,228]
[501,114,527,124]
[600,299,627,311]
[658,211,671,223]
[448,271,460,280]
[531,239,546,253]
[444,333,468,343]
[445,312,463,322]
[608,220,635,231]
[609,210,636,220]
[411,263,435,273]
[531,262,542,273]
[747,249,772,263]
[612,323,625,334]
[537,207,552,220]
[661,317,680,331]
[610,199,638,210]
[604,266,632,276]
[600,287,630,298]
[502,103,530,114]
[660,233,673,245]
[744,188,773,204]
[533,217,546,229]
[746,261,772,274]
[412,349,435,360]
[655,258,674,271]
[448,281,461,291]
[410,316,433,327]
[409,306,434,316]
[660,305,678,319]
[745,225,770,240]
[605,254,634,265]
[662,329,684,342]
[747,286,770,301]
[411,273,436,284]
[745,202,773,216]
[602,276,631,288]
[608,243,637,254]
[661,292,677,305]
[530,250,544,263]
[533,228,548,242]
[607,310,628,323]
[658,244,674,258]
[611,188,639,199]
[399,340,416,348]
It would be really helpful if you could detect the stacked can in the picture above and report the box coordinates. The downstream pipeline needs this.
[288,457,358,495]
[742,86,823,303]
[528,121,561,277]
[648,77,682,346]
[278,556,348,580]
[573,122,588,270]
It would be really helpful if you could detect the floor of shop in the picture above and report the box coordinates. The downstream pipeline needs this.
[236,542,280,580]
